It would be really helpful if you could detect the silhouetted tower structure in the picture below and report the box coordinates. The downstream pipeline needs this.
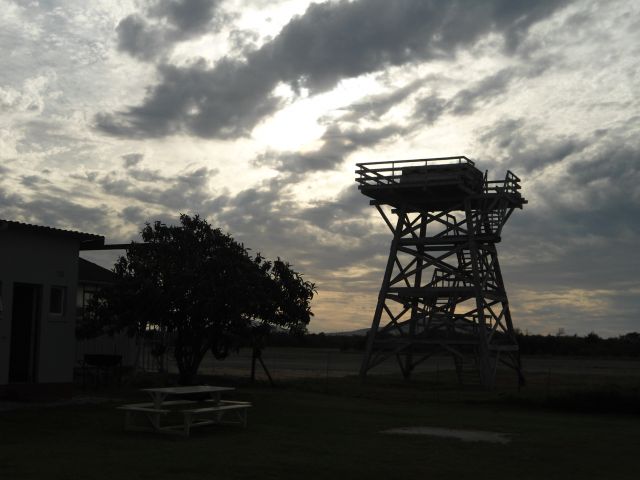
[356,156,526,388]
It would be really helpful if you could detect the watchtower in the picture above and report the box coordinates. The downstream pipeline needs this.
[356,156,526,388]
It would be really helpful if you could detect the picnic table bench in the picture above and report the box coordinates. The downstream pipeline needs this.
[118,386,252,437]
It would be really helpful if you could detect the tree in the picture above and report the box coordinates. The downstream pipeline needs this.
[81,214,315,385]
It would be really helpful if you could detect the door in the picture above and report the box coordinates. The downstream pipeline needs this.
[8,283,42,383]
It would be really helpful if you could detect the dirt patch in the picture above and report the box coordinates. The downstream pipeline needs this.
[382,426,511,443]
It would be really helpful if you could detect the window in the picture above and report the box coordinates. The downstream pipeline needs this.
[49,286,66,315]
[77,285,98,321]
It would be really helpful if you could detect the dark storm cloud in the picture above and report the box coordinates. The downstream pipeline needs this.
[128,168,167,182]
[116,0,226,61]
[98,165,218,211]
[558,143,640,235]
[261,0,568,93]
[121,153,144,168]
[116,15,166,61]
[210,181,388,284]
[98,0,569,139]
[479,117,590,173]
[0,186,110,234]
[339,79,424,122]
[413,61,554,124]
[568,144,640,185]
[213,181,301,252]
[20,175,48,187]
[149,0,222,32]
[465,129,640,334]
[96,60,282,138]
[298,186,373,238]
[259,61,554,177]
[119,205,148,225]
[255,123,408,174]
[227,29,261,55]
[498,135,640,292]
[447,68,516,115]
[412,94,448,125]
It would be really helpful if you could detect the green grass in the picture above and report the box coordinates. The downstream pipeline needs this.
[1,372,640,480]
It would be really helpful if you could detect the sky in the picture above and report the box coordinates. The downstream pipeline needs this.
[1,0,639,337]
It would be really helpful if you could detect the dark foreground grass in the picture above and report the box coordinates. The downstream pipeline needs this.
[1,374,640,480]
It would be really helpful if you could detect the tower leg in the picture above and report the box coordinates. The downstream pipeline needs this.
[465,201,494,389]
[489,247,525,387]
[360,211,405,378]
[403,215,427,380]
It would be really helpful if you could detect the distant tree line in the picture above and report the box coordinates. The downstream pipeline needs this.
[243,332,366,351]
[515,331,640,357]
[261,331,640,357]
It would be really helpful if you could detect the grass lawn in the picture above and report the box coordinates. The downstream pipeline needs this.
[1,371,639,480]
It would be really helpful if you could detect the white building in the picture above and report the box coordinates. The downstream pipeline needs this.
[0,220,104,398]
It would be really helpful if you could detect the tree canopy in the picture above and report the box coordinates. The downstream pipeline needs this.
[79,214,315,384]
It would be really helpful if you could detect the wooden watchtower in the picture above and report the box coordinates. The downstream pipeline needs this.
[356,156,526,388]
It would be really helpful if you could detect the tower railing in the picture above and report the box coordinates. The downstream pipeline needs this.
[355,156,474,187]
[483,170,521,195]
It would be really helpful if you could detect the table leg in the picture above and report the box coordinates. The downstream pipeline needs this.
[124,411,132,430]
[149,392,168,410]
[183,412,192,437]
[208,392,223,422]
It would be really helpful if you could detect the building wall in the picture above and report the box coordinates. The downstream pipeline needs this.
[0,230,79,386]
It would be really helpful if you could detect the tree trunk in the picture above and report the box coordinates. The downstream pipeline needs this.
[251,346,275,387]
[175,342,208,385]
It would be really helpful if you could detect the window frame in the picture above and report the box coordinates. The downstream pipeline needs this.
[49,285,67,316]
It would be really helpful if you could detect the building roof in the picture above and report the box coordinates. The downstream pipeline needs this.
[0,219,105,248]
[78,258,115,284]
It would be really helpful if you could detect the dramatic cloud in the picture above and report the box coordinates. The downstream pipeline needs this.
[413,60,554,125]
[339,78,424,122]
[256,123,408,175]
[0,185,111,235]
[96,59,282,138]
[97,0,569,139]
[121,153,144,168]
[478,118,591,173]
[116,0,226,60]
[211,180,387,294]
[97,164,219,211]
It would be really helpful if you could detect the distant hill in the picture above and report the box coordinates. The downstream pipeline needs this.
[325,328,369,336]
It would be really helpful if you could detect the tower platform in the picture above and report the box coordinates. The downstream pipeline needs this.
[356,156,526,211]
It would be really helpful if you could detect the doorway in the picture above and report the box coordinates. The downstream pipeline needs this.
[9,283,42,383]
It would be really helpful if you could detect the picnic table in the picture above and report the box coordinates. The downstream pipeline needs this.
[118,385,251,437]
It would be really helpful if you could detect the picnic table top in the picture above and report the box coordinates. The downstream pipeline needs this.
[141,385,235,395]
